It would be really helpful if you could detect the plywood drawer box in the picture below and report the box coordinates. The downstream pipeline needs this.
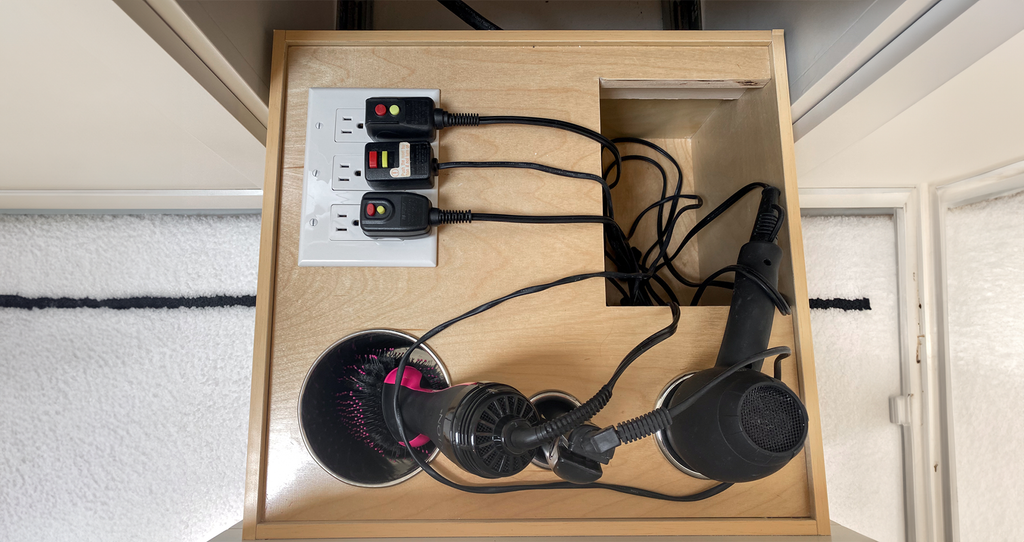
[244,30,828,539]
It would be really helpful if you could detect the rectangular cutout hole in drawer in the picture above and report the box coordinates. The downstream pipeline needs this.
[599,78,792,308]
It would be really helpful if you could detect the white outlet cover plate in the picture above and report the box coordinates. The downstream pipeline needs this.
[299,88,440,267]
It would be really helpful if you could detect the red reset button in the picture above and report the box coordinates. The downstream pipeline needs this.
[365,203,376,216]
[374,103,386,116]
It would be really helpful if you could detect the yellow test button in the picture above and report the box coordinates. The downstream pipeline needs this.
[382,151,388,167]
[376,205,386,215]
[389,104,400,116]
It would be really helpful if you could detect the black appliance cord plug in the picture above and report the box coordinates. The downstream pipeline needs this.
[358,191,623,238]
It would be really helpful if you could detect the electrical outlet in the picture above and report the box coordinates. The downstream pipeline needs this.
[328,204,369,241]
[331,144,370,192]
[299,190,437,267]
[334,108,365,142]
[306,144,370,192]
[300,88,440,267]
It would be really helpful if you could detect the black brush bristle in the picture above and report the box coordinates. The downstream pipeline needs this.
[336,348,446,459]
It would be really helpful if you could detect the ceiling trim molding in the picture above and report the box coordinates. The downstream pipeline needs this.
[790,0,941,122]
[794,0,1024,143]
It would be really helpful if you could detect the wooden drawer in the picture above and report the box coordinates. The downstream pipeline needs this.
[245,30,827,539]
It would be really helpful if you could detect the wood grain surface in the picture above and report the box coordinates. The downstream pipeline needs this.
[244,30,289,540]
[245,30,827,539]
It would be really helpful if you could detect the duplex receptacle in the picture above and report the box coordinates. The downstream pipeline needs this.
[331,144,371,191]
[334,108,366,142]
[328,204,370,241]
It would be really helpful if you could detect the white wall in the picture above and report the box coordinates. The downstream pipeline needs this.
[0,0,266,210]
[178,1,335,106]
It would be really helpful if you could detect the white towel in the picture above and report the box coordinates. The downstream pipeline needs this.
[803,214,904,542]
[0,214,259,542]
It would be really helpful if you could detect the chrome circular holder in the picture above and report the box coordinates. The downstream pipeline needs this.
[654,373,711,480]
[527,390,582,469]
[297,329,451,488]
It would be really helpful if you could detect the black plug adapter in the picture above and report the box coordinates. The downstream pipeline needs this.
[365,97,436,142]
[364,141,435,190]
[359,192,433,239]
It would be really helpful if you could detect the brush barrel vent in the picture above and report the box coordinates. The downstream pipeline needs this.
[662,367,808,483]
[457,385,540,478]
[391,382,540,479]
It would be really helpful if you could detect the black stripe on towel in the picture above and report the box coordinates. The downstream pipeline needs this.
[0,295,256,310]
[809,298,871,311]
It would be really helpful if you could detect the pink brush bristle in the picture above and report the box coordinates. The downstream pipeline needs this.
[336,348,445,459]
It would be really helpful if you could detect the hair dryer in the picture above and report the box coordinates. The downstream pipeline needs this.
[661,187,809,483]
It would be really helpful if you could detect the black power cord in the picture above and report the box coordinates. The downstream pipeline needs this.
[434,109,624,198]
[389,273,792,499]
[574,348,793,454]
[431,107,783,310]
[436,157,646,302]
[433,109,738,307]
[649,182,769,284]
[606,139,686,287]
[437,0,501,30]
[431,111,642,301]
[434,156,784,311]
[436,161,613,218]
[691,264,790,315]
[430,210,615,228]
[366,113,796,500]
[391,273,735,500]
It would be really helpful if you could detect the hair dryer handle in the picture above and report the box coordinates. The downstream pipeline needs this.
[715,240,783,371]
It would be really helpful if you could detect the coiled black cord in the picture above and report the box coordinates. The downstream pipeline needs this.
[614,408,674,444]
[510,385,613,451]
[648,182,770,287]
